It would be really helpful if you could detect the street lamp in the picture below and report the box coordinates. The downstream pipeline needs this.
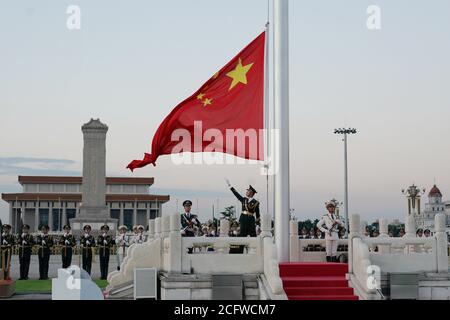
[334,128,358,235]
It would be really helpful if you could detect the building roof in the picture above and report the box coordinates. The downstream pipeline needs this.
[1,193,170,203]
[18,176,155,186]
[428,185,442,198]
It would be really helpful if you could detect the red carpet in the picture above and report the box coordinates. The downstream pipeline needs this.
[280,263,359,300]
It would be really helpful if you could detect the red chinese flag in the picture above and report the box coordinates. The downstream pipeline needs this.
[127,32,265,171]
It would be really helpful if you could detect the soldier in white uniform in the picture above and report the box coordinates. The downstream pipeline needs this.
[317,202,344,263]
[133,225,146,244]
[115,225,129,270]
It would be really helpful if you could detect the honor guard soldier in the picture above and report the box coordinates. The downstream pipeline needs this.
[17,224,34,280]
[1,224,15,280]
[134,225,146,244]
[36,225,54,280]
[80,225,96,275]
[97,225,115,280]
[116,225,129,271]
[226,180,260,237]
[180,200,202,237]
[60,225,76,268]
[317,202,344,263]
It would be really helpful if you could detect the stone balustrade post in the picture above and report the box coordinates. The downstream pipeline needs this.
[404,214,416,254]
[378,219,390,254]
[148,220,155,240]
[220,219,230,237]
[161,216,170,238]
[154,217,162,238]
[348,214,361,275]
[435,214,448,273]
[260,214,272,238]
[168,214,182,273]
[289,219,299,262]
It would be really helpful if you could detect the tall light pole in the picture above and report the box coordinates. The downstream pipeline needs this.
[334,128,357,236]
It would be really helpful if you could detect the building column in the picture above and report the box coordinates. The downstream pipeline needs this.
[49,202,54,231]
[120,205,124,226]
[35,206,39,232]
[146,204,150,227]
[9,204,14,232]
[133,201,138,226]
[62,203,67,227]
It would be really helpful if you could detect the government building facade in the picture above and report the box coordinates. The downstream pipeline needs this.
[1,176,170,233]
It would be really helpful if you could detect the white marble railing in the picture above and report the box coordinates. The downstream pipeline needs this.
[106,214,286,299]
[347,213,449,300]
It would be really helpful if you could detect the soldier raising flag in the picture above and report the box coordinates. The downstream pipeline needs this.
[226,179,261,238]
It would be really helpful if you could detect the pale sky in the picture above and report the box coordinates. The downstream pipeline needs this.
[1,0,450,224]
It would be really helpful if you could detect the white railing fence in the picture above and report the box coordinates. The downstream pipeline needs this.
[106,214,287,299]
[347,213,449,300]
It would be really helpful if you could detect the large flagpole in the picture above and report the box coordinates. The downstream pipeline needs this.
[274,0,290,262]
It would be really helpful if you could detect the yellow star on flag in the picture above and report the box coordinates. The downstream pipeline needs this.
[226,58,254,91]
[202,98,213,107]
[197,93,205,100]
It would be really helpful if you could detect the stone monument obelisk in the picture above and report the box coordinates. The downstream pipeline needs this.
[70,119,117,235]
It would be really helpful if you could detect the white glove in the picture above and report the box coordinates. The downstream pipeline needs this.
[22,240,27,245]
[181,230,186,235]
[42,240,46,245]
[2,239,7,245]
[86,240,90,245]
[65,240,70,245]
[191,218,197,223]
[103,240,108,245]
[225,178,231,187]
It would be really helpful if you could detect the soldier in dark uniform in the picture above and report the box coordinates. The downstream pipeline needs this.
[226,180,260,237]
[17,224,34,280]
[60,224,76,268]
[97,225,115,280]
[180,200,202,237]
[1,224,15,280]
[80,225,95,275]
[36,225,54,280]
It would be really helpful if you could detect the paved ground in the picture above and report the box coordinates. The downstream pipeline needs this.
[8,255,119,280]
[4,293,52,300]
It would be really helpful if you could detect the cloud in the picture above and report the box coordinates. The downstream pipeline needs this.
[0,157,80,176]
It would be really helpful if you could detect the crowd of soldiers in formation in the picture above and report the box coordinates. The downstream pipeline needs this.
[0,223,148,281]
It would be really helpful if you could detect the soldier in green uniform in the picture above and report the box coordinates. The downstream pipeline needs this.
[80,225,96,275]
[226,180,260,237]
[36,225,54,280]
[60,224,76,268]
[17,224,34,280]
[97,225,115,280]
[1,224,15,280]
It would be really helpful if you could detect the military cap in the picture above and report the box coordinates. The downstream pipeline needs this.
[83,225,92,231]
[183,200,193,207]
[137,225,145,231]
[3,224,12,230]
[101,224,110,231]
[325,202,336,209]
[40,225,50,231]
[247,185,257,194]
[118,225,128,231]
[63,224,71,230]
[22,224,30,230]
